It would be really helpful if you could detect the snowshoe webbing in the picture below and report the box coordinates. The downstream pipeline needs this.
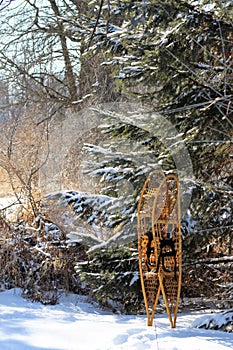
[156,237,177,279]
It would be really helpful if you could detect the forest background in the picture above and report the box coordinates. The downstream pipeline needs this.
[0,0,232,315]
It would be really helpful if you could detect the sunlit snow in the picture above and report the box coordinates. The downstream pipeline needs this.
[0,289,232,350]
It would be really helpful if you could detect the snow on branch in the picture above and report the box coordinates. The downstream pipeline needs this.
[46,189,137,250]
[67,230,102,247]
[193,309,233,332]
[46,190,112,217]
[186,256,233,265]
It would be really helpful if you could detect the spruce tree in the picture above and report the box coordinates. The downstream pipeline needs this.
[63,0,232,307]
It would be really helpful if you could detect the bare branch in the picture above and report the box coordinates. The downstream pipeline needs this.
[0,0,15,11]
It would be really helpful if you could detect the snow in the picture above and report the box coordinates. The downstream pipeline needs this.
[192,310,233,331]
[0,289,232,350]
[0,196,20,219]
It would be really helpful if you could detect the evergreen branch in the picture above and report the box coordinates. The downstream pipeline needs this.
[163,47,224,98]
[185,256,233,266]
[161,97,232,115]
[192,225,233,233]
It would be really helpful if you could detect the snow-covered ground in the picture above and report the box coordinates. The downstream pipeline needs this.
[0,289,232,350]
